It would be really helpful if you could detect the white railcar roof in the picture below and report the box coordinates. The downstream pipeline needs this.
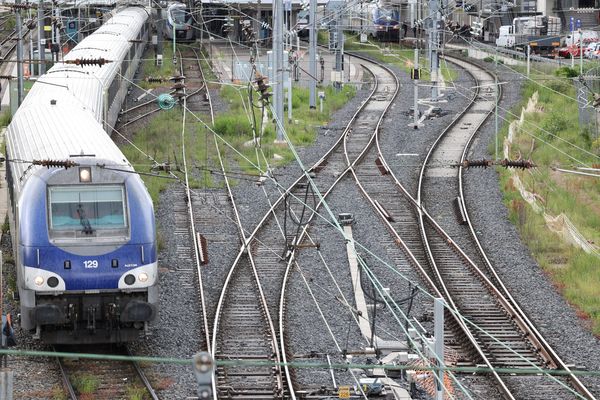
[7,102,131,192]
[6,7,145,191]
[40,7,149,122]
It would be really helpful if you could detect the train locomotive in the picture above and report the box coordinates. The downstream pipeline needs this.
[371,5,400,41]
[349,2,400,41]
[165,2,195,42]
[5,6,158,344]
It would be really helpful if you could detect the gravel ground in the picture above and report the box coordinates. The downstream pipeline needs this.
[0,235,63,399]
[461,60,600,396]
[7,44,598,400]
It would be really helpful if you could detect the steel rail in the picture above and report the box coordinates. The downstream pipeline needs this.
[453,55,597,400]
[209,53,379,397]
[414,55,520,400]
[177,47,213,355]
[55,345,158,400]
[277,65,380,400]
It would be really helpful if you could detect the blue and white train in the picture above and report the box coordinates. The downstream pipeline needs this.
[5,6,158,344]
[164,2,194,42]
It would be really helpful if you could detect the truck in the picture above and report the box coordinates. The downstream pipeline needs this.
[496,16,561,55]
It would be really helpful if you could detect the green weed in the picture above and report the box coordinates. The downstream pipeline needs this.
[495,73,600,334]
[72,374,99,394]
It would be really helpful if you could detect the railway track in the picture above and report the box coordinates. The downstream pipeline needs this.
[175,42,215,354]
[209,51,403,397]
[121,44,213,127]
[55,345,158,400]
[343,51,595,399]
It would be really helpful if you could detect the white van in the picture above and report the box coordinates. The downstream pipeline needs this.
[565,30,599,46]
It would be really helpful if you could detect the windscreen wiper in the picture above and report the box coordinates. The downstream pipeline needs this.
[76,204,94,235]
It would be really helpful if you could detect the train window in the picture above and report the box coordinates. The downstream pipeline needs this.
[171,8,189,24]
[48,185,127,232]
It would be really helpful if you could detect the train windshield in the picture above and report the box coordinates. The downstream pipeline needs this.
[48,185,127,233]
[171,8,189,24]
[372,8,399,25]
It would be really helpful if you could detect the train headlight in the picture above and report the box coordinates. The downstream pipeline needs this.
[34,276,44,286]
[79,167,92,183]
[138,272,149,283]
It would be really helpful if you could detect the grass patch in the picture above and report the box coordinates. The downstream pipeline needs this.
[217,83,356,175]
[139,45,178,90]
[126,385,148,400]
[122,59,356,202]
[71,374,99,394]
[494,71,600,334]
[0,111,11,127]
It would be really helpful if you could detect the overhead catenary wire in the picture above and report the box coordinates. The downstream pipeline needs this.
[32,6,596,392]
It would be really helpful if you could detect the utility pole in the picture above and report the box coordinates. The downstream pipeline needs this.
[287,57,292,122]
[308,0,316,108]
[257,0,261,43]
[273,0,285,142]
[335,10,343,75]
[495,47,498,160]
[53,3,61,62]
[579,29,583,75]
[429,0,439,101]
[526,44,530,77]
[156,6,163,65]
[434,298,444,400]
[413,49,419,129]
[15,0,24,106]
[37,0,44,75]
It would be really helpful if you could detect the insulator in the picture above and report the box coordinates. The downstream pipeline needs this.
[146,77,164,83]
[498,159,536,170]
[171,83,185,90]
[170,75,185,82]
[462,159,493,168]
[0,75,15,80]
[65,58,112,67]
[32,159,78,169]
[157,93,176,110]
[11,3,31,10]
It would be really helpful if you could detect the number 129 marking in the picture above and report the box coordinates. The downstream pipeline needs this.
[84,260,99,269]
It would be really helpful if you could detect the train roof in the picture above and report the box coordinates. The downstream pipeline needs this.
[7,101,132,192]
[37,6,148,123]
[6,7,144,191]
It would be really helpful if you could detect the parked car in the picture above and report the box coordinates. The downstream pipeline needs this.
[584,42,600,58]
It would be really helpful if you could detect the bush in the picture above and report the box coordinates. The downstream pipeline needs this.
[546,79,572,94]
[555,66,578,78]
[541,112,568,138]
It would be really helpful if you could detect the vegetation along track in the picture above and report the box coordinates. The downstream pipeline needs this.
[210,54,401,398]
[55,345,158,400]
[345,51,594,399]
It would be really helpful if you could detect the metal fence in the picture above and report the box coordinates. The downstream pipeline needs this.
[575,67,600,139]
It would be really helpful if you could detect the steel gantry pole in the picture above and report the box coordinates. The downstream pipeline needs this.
[308,0,316,108]
[429,0,439,101]
[37,0,45,75]
[15,0,24,106]
[273,0,285,142]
